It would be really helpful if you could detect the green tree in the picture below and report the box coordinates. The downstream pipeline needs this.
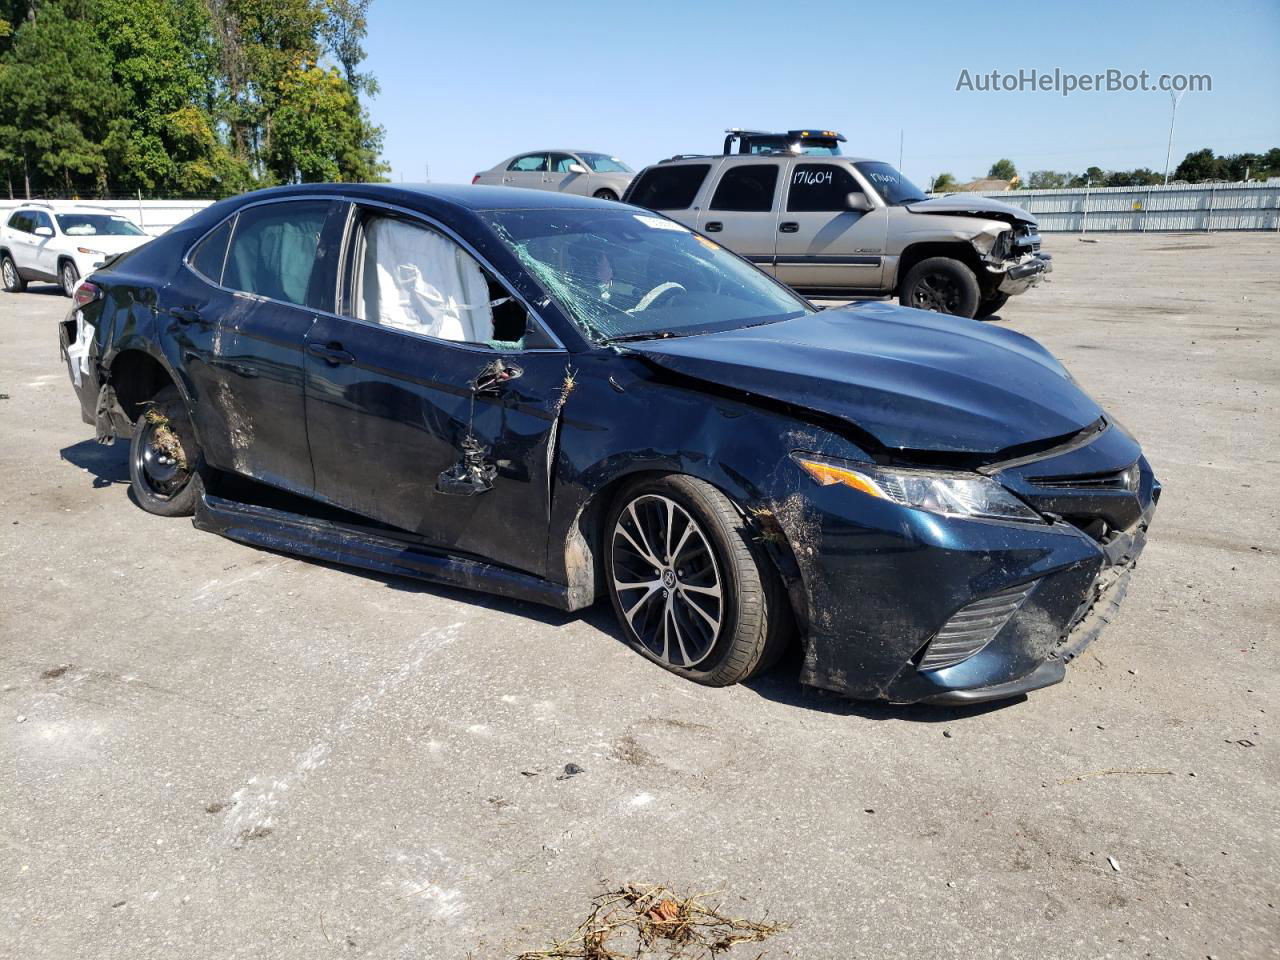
[272,61,384,181]
[1027,170,1068,190]
[1173,148,1223,183]
[987,158,1017,181]
[931,172,956,191]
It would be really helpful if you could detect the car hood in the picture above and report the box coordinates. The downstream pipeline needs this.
[904,194,1037,227]
[70,234,151,255]
[625,302,1101,455]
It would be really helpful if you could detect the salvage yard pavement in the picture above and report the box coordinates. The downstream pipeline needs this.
[2,232,1277,958]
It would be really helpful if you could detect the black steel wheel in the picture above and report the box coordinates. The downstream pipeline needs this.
[974,292,1010,319]
[60,260,79,297]
[899,257,981,318]
[128,384,202,517]
[2,254,25,293]
[604,475,790,686]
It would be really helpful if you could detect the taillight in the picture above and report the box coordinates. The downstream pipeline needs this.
[73,280,100,310]
[471,174,481,185]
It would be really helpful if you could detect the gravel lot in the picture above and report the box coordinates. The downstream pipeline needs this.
[2,232,1277,959]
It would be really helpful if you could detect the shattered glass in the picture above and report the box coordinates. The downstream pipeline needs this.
[483,209,812,343]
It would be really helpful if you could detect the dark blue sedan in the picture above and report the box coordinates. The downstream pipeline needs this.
[59,184,1159,704]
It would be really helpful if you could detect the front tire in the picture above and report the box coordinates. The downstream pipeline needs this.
[592,189,618,202]
[2,254,25,293]
[899,257,981,318]
[129,385,203,517]
[974,292,1010,319]
[604,475,790,687]
[59,259,79,297]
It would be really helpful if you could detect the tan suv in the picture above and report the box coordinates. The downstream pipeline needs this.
[622,154,1051,318]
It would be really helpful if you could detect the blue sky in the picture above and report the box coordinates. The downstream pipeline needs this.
[364,0,1280,188]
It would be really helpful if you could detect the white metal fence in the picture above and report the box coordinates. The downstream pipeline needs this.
[955,180,1280,232]
[0,199,214,236]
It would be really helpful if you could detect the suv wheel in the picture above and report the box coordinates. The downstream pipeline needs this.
[899,257,981,318]
[974,292,1010,319]
[2,254,25,293]
[60,260,79,297]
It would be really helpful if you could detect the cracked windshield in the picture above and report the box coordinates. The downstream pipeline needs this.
[485,208,812,343]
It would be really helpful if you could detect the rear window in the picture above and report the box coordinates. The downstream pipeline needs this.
[710,164,778,212]
[625,164,710,210]
[223,200,330,307]
[189,219,233,283]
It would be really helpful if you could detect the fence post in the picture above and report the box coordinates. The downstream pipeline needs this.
[1205,183,1215,232]
[1082,181,1090,233]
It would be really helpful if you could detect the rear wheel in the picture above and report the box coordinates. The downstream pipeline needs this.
[2,254,25,293]
[974,292,1010,319]
[129,384,203,517]
[59,259,79,297]
[899,257,981,318]
[605,475,790,687]
[592,188,618,202]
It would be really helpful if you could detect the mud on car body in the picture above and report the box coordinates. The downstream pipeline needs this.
[60,183,1156,704]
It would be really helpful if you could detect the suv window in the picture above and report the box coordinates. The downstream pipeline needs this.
[787,163,864,213]
[31,211,53,233]
[626,164,711,211]
[8,212,31,232]
[710,164,778,212]
[509,154,548,172]
[223,200,330,307]
[189,219,233,284]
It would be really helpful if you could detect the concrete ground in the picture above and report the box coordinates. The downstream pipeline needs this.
[2,232,1277,959]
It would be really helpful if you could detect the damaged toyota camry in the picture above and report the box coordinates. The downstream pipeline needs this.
[60,184,1159,704]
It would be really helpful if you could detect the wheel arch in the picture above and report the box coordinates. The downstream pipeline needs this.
[894,241,984,293]
[108,347,194,426]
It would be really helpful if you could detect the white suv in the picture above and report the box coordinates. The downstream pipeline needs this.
[1,204,151,296]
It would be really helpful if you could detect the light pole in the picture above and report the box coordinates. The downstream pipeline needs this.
[1163,90,1187,185]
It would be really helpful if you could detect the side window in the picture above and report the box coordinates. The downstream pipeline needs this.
[351,214,533,348]
[508,154,548,172]
[787,164,863,212]
[223,200,330,307]
[710,164,779,212]
[9,212,30,233]
[32,211,53,233]
[626,164,711,210]
[189,219,233,284]
[549,154,577,173]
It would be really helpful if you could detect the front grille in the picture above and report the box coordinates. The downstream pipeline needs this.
[1030,462,1139,493]
[918,580,1039,672]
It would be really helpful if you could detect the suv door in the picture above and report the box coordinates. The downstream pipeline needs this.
[503,153,550,190]
[164,197,343,495]
[696,159,781,275]
[30,210,58,278]
[774,160,888,292]
[302,205,569,576]
[623,162,715,230]
[6,211,37,274]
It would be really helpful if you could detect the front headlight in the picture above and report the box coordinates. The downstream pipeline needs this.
[76,247,104,257]
[792,453,1044,523]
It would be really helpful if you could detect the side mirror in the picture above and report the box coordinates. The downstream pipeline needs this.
[846,193,872,213]
[34,225,54,237]
[567,163,589,175]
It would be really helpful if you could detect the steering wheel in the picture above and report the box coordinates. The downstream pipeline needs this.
[629,281,687,313]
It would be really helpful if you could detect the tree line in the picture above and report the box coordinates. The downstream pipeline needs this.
[932,147,1280,192]
[0,0,386,199]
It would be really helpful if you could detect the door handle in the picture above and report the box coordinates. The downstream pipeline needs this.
[779,222,800,233]
[171,306,204,324]
[704,221,724,233]
[307,341,355,365]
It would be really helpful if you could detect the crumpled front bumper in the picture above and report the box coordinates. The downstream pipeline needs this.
[777,440,1158,705]
[998,251,1053,296]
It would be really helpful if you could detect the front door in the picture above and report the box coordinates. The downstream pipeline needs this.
[30,210,58,278]
[303,206,569,576]
[695,160,780,276]
[161,197,342,495]
[773,160,888,291]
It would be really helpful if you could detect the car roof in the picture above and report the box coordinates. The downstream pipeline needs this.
[656,154,877,164]
[228,182,622,213]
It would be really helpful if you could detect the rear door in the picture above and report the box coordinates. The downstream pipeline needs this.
[774,160,888,292]
[696,159,781,276]
[623,162,715,230]
[503,153,550,190]
[6,212,38,274]
[303,204,570,575]
[163,197,343,495]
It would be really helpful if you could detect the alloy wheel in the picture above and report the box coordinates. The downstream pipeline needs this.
[2,259,15,289]
[62,262,77,296]
[611,494,724,668]
[912,273,961,313]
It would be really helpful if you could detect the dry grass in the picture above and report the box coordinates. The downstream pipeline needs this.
[143,407,189,470]
[516,883,787,959]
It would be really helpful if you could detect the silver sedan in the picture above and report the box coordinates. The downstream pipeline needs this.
[471,150,634,201]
